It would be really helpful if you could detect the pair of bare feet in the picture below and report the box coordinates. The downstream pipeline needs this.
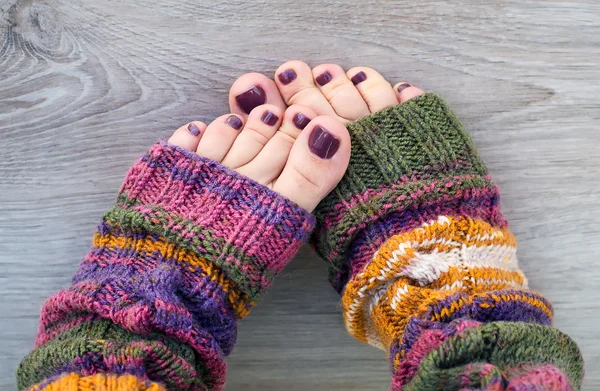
[168,61,424,211]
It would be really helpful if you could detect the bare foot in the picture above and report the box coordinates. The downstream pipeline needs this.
[168,104,350,212]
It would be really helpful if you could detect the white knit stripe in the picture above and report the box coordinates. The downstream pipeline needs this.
[343,216,520,346]
[402,243,519,287]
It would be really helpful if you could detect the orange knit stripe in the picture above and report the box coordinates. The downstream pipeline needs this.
[93,232,253,317]
[341,216,540,349]
[30,373,165,391]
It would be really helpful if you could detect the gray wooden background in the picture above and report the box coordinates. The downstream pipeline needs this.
[1,0,599,390]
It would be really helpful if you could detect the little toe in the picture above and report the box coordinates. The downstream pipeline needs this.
[274,60,337,118]
[394,82,425,103]
[237,104,317,185]
[312,64,370,122]
[168,121,207,151]
[221,104,284,169]
[229,72,286,117]
[273,116,351,212]
[195,114,244,162]
[347,67,399,113]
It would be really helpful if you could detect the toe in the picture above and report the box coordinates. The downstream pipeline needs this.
[273,116,350,212]
[196,114,244,162]
[278,104,318,140]
[347,67,399,113]
[168,121,207,151]
[312,64,370,122]
[229,72,286,117]
[221,104,284,169]
[237,105,318,185]
[274,61,337,119]
[394,82,425,103]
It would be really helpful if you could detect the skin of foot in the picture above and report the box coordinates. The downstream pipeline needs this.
[169,61,424,213]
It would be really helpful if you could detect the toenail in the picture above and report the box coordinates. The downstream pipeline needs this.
[261,110,279,126]
[235,86,267,114]
[293,113,311,130]
[278,69,297,85]
[351,71,367,85]
[316,71,333,86]
[188,123,202,136]
[308,125,340,159]
[225,115,243,130]
[397,83,412,93]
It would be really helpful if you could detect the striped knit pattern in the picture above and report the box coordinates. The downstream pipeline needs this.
[312,94,584,390]
[17,141,315,391]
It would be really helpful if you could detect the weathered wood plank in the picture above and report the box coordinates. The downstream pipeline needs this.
[1,0,599,389]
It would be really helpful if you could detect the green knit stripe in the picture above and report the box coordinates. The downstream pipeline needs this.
[320,93,488,208]
[405,322,584,391]
[105,195,275,302]
[17,318,207,391]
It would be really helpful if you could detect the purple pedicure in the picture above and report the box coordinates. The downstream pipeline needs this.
[397,83,411,93]
[188,123,201,136]
[316,71,333,86]
[351,71,367,85]
[278,69,297,85]
[235,86,267,114]
[225,115,243,130]
[261,110,279,126]
[309,125,340,159]
[293,113,311,130]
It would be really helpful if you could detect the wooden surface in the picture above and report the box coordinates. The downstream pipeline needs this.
[1,0,599,389]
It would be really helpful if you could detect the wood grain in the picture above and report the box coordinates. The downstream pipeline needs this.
[1,0,599,389]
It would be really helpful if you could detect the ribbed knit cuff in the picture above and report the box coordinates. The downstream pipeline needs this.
[117,140,315,303]
[311,93,506,292]
[22,141,315,391]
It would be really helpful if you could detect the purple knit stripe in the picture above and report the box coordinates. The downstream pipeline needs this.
[328,191,503,293]
[426,289,552,324]
[74,254,238,354]
[37,285,228,390]
[80,245,235,305]
[388,290,553,363]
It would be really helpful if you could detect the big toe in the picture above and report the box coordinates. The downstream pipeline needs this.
[273,116,350,212]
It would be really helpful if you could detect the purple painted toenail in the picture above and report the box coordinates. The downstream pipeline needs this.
[316,71,333,86]
[278,69,297,85]
[351,71,367,85]
[235,86,267,114]
[397,83,411,93]
[309,125,340,159]
[293,113,311,130]
[225,115,243,130]
[261,110,279,126]
[188,123,201,136]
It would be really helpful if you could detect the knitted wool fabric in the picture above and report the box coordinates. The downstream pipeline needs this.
[17,141,315,391]
[311,94,584,390]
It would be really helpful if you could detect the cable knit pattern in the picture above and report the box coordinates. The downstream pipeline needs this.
[311,94,584,390]
[17,141,315,391]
